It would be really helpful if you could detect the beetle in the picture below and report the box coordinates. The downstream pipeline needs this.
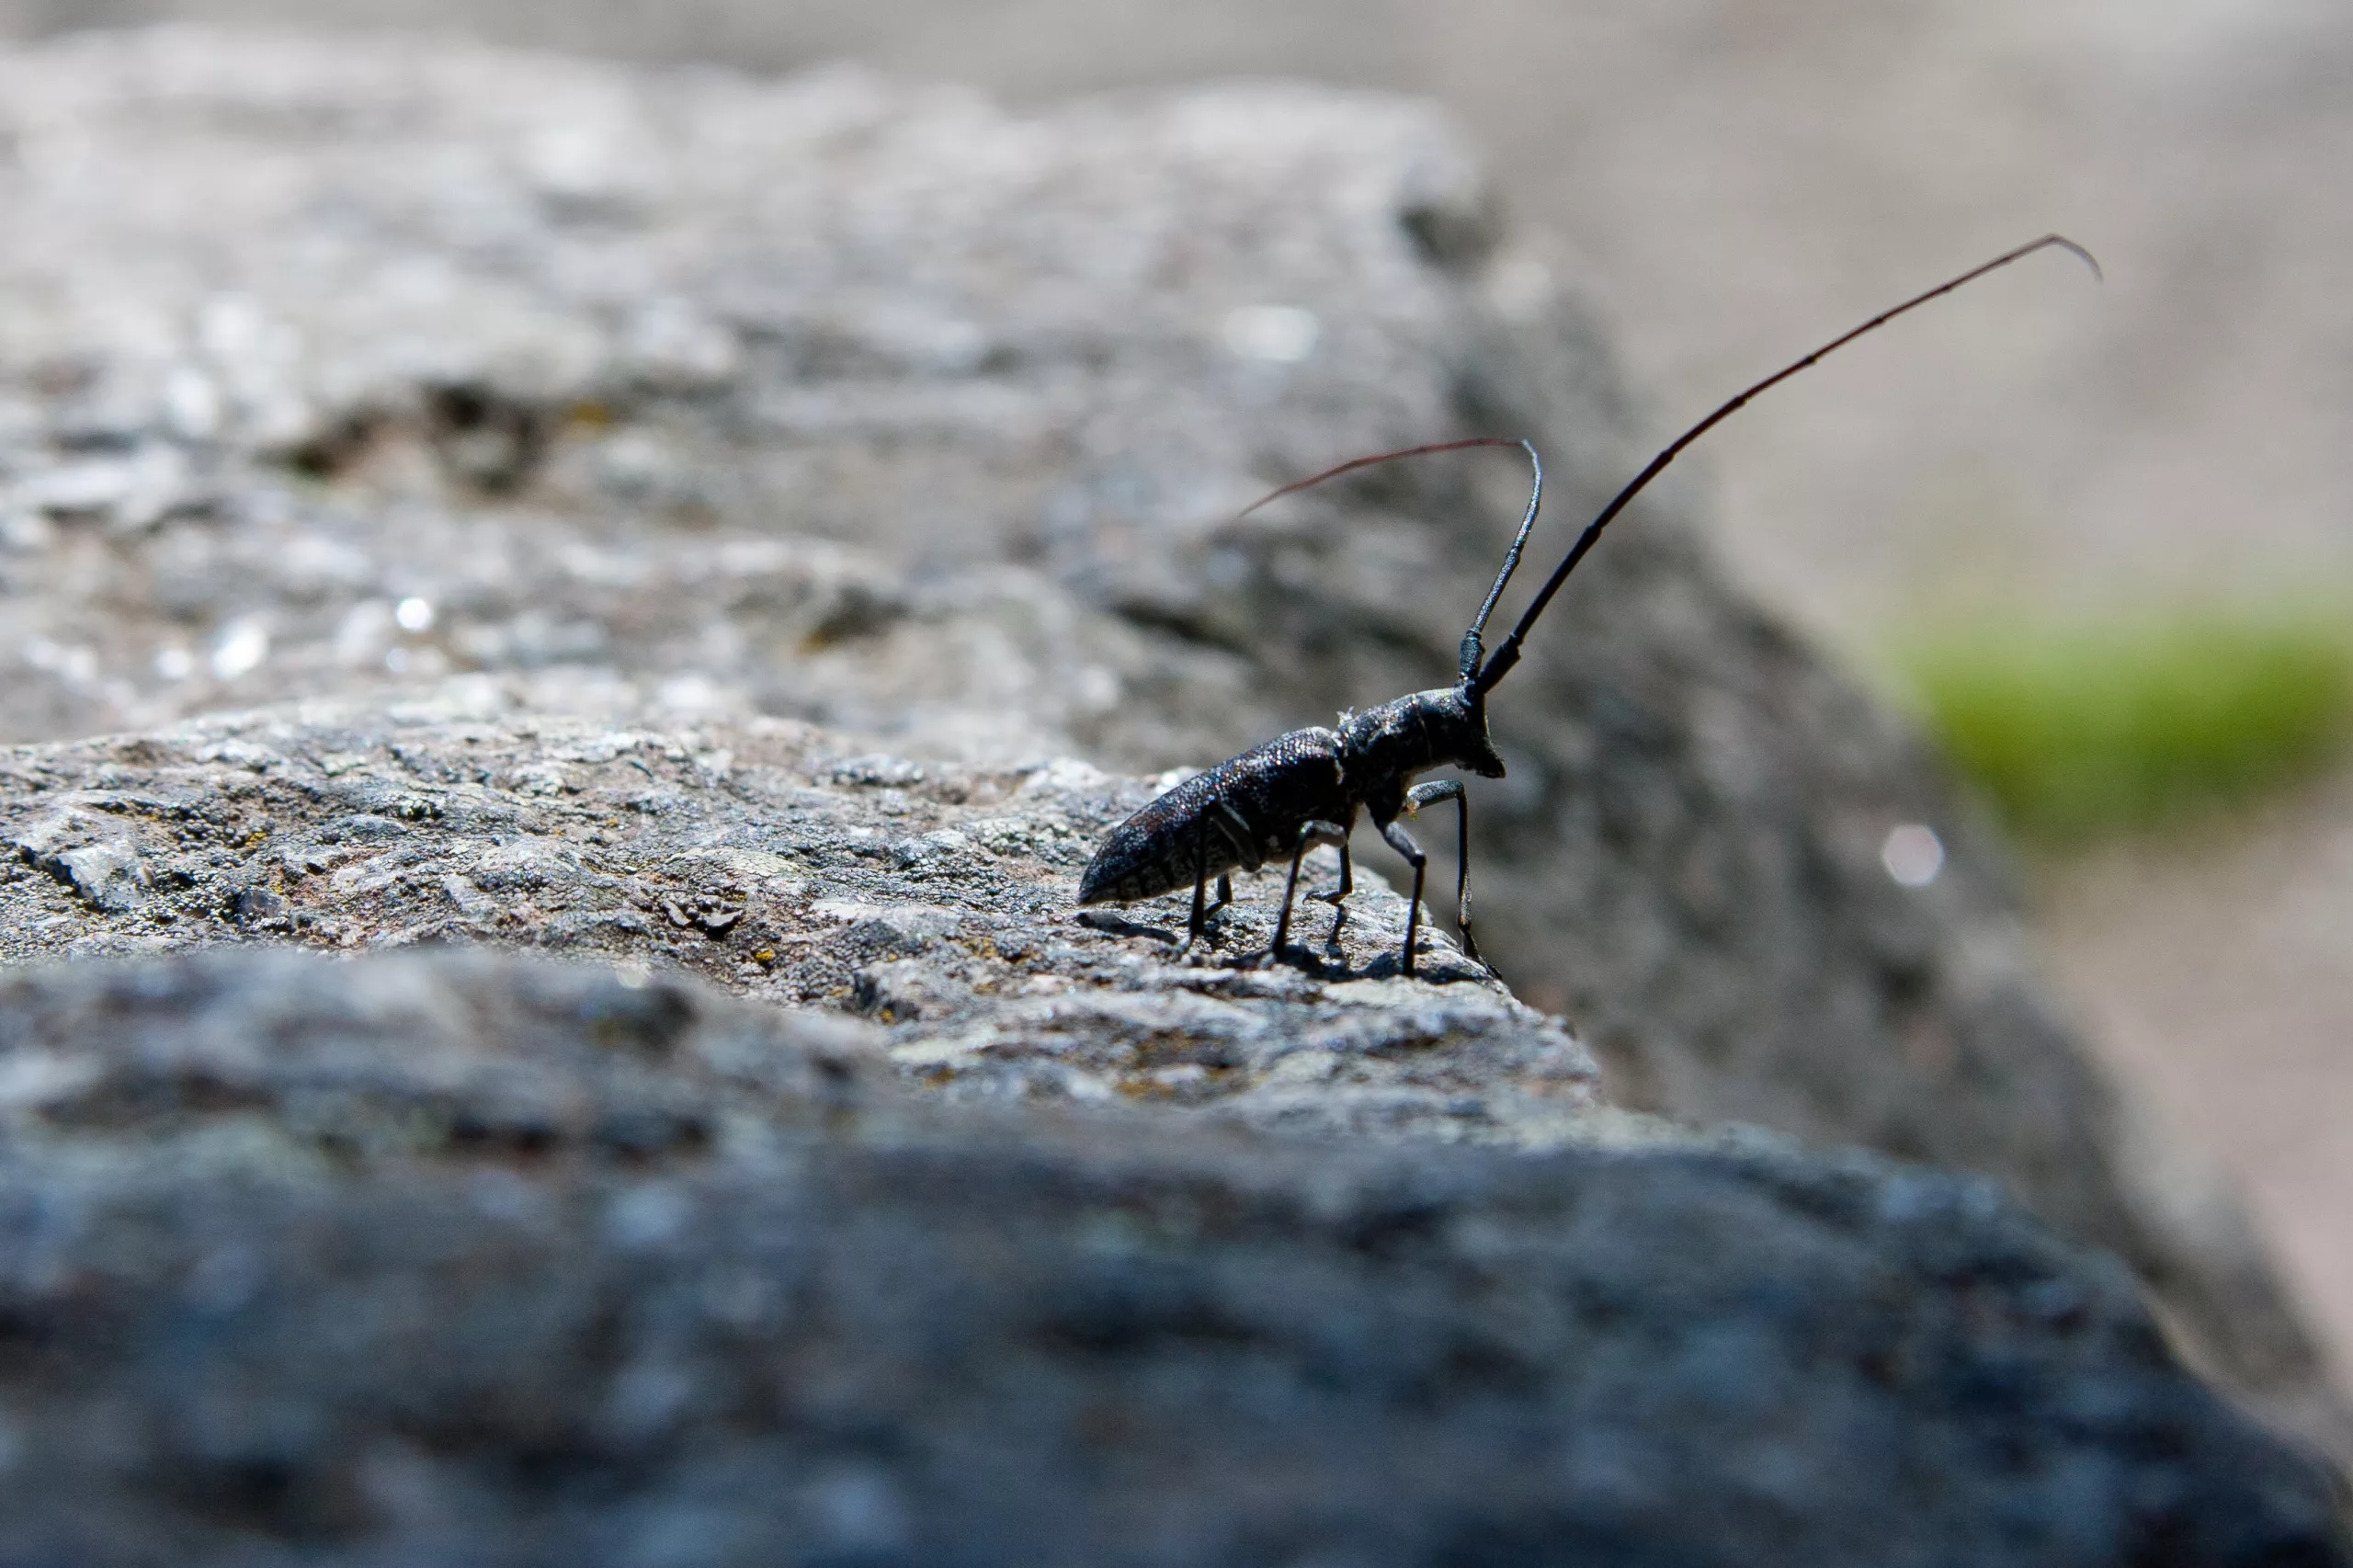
[1078,234,2098,976]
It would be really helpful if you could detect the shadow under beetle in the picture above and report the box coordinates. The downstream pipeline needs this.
[1078,234,2099,977]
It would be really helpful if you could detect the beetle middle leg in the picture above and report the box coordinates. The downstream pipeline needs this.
[1269,819,1350,964]
[1378,816,1435,978]
[1406,779,1482,967]
[1307,839,1353,908]
[1305,836,1353,951]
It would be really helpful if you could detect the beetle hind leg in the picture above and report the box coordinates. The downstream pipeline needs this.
[1170,818,1217,962]
[1269,820,1350,966]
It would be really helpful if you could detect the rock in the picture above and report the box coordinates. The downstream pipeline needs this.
[0,700,1601,1143]
[0,26,2333,1442]
[0,942,2341,1565]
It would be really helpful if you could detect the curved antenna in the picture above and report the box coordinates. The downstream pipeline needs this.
[1469,232,2101,698]
[1233,436,1544,680]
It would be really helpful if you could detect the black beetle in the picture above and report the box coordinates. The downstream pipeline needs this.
[1080,234,2098,976]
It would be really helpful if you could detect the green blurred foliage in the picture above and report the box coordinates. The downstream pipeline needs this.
[1897,608,2353,844]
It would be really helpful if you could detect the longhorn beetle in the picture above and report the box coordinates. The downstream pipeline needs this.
[1077,234,2099,976]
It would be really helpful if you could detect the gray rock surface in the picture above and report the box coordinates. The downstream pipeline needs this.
[0,25,2333,1449]
[0,941,2342,1566]
[0,699,1603,1143]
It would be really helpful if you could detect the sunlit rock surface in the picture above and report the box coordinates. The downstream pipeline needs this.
[0,700,1598,1138]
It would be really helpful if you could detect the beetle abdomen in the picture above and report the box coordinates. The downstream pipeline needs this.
[1077,728,1348,904]
[1077,773,1238,904]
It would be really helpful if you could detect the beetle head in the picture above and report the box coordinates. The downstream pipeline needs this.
[1452,680,1507,778]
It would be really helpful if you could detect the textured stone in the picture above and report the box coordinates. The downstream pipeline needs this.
[0,943,2339,1566]
[0,700,1600,1144]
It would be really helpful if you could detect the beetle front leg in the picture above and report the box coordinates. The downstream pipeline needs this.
[1378,816,1430,978]
[1406,779,1482,967]
[1270,819,1349,965]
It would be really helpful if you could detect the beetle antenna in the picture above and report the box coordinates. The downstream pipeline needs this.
[1468,233,2100,698]
[1233,436,1543,681]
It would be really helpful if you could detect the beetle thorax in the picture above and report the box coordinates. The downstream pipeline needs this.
[1336,685,1506,787]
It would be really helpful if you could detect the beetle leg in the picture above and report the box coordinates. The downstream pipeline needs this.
[1378,817,1430,978]
[1307,838,1352,950]
[1210,801,1262,873]
[1211,874,1233,917]
[1172,813,1214,961]
[1406,779,1482,967]
[1271,819,1349,965]
[1307,839,1353,904]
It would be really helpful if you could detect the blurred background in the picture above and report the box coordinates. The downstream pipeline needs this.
[3,0,2347,1362]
